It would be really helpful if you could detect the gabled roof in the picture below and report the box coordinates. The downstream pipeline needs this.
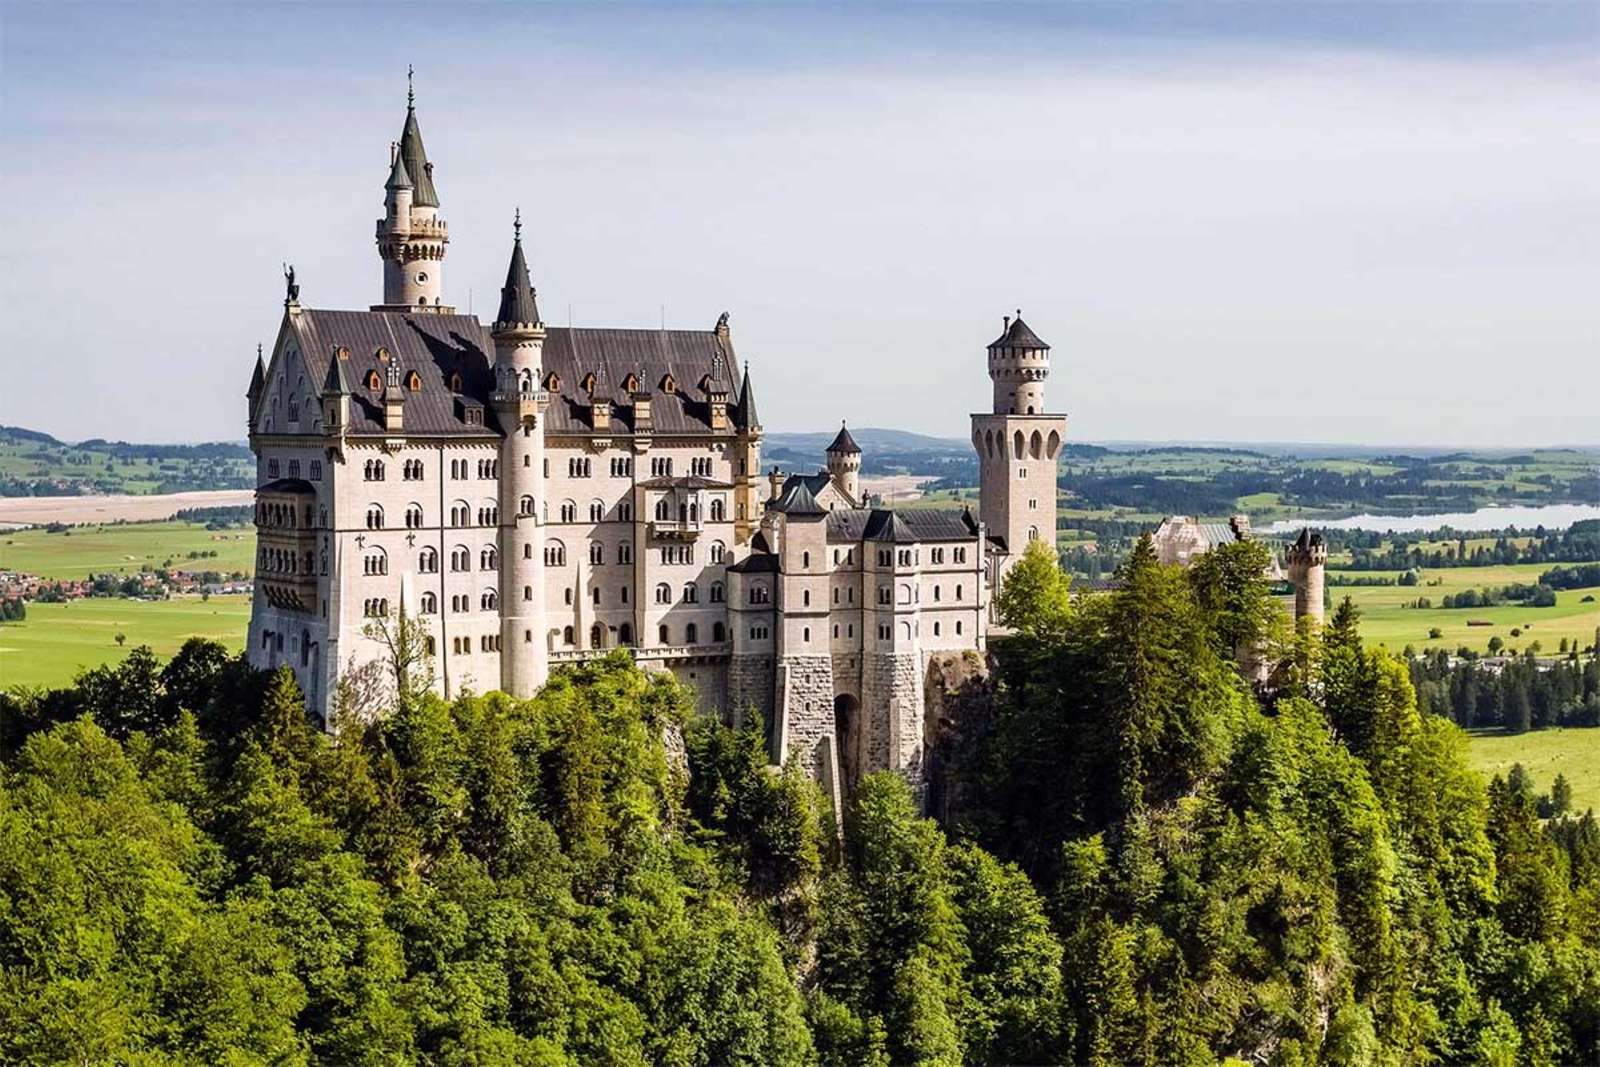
[285,308,745,438]
[826,506,979,544]
[397,102,439,207]
[637,475,735,490]
[988,314,1049,351]
[826,422,860,455]
[770,479,827,517]
[257,477,316,495]
[493,226,540,330]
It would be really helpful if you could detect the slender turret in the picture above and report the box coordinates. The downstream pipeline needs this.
[825,421,862,505]
[1285,528,1328,626]
[373,70,451,313]
[491,212,550,696]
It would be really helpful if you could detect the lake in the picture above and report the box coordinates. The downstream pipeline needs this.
[1263,503,1600,535]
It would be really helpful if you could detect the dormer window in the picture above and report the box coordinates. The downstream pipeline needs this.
[544,371,561,392]
[449,372,462,393]
[375,346,390,363]
[580,371,597,397]
[660,373,676,394]
[621,372,640,393]
[365,370,382,390]
[406,370,422,392]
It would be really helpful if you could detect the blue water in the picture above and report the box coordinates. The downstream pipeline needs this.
[1262,503,1600,535]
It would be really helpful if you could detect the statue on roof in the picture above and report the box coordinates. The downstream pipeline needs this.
[282,263,299,304]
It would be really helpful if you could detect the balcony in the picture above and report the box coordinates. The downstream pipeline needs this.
[649,517,703,540]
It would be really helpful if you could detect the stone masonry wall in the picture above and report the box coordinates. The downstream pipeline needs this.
[776,654,836,775]
[863,651,924,787]
[727,654,775,733]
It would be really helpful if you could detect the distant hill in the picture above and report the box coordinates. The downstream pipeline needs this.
[0,426,253,497]
[766,428,969,452]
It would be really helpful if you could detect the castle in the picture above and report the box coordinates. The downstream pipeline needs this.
[245,87,1068,794]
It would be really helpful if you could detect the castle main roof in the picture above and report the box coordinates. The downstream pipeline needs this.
[284,308,745,438]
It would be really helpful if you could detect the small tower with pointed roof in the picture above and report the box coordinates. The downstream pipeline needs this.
[731,362,764,546]
[971,311,1068,586]
[825,422,862,505]
[1285,528,1328,626]
[374,70,452,314]
[490,211,551,698]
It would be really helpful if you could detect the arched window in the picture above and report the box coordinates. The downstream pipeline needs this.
[450,501,469,527]
[363,548,387,576]
[560,500,576,523]
[481,546,498,570]
[710,582,725,603]
[590,623,605,649]
[710,541,725,564]
[589,500,605,522]
[1028,526,1039,542]
[405,503,424,529]
[618,542,633,564]
[619,623,633,646]
[802,551,810,568]
[451,546,470,572]
[713,621,725,642]
[365,504,384,529]
[420,592,437,614]
[658,624,670,645]
[520,495,535,516]
[655,499,669,521]
[481,589,498,611]
[682,582,698,603]
[544,540,566,566]
[655,583,671,604]
[685,623,698,645]
[589,542,604,565]
[563,626,575,645]
[709,498,725,521]
[449,371,463,392]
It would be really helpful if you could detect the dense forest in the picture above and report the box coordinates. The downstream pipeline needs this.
[3,539,1599,1063]
[1409,651,1600,732]
[1336,522,1600,571]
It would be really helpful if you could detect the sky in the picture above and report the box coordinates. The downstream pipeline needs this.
[1,2,1596,447]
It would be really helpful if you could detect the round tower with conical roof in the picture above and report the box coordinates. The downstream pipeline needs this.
[825,421,862,504]
[490,213,550,696]
[971,311,1068,586]
[374,73,452,313]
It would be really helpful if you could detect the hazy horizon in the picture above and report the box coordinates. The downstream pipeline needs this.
[2,3,1596,447]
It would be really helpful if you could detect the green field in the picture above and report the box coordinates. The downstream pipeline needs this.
[1467,727,1600,815]
[0,594,252,689]
[0,521,255,580]
[1331,562,1600,656]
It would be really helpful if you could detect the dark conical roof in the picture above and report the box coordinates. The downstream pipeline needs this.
[734,365,760,431]
[322,352,352,396]
[826,422,860,455]
[386,148,412,190]
[1293,527,1324,550]
[493,221,541,330]
[988,313,1049,351]
[247,348,266,401]
[772,479,826,517]
[398,101,439,207]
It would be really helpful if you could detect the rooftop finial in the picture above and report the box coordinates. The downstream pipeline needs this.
[513,206,522,242]
[407,65,414,108]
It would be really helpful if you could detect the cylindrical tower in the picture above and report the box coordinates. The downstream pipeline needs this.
[373,79,451,314]
[825,422,862,504]
[988,311,1052,415]
[1285,528,1328,626]
[491,215,549,696]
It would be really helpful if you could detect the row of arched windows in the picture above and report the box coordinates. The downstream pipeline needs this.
[258,546,314,576]
[652,581,724,604]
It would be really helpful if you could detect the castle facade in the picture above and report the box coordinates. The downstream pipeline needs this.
[245,89,1063,793]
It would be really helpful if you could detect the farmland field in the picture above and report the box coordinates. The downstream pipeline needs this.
[0,520,255,580]
[1466,727,1600,815]
[1331,562,1600,655]
[0,594,252,689]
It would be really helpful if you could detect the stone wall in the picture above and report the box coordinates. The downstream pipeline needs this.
[863,651,923,784]
[776,654,836,774]
[727,653,775,732]
[921,650,995,825]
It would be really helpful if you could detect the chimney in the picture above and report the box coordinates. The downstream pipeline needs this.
[767,466,785,503]
[592,398,612,432]
[631,390,652,433]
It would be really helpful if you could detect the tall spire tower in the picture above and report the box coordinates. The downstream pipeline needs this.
[971,311,1068,584]
[373,68,452,314]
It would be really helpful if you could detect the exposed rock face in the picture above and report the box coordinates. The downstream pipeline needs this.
[921,649,997,827]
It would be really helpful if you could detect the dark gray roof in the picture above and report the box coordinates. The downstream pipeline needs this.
[827,507,978,544]
[779,472,832,498]
[248,350,266,401]
[386,150,411,190]
[770,479,827,517]
[1292,527,1325,550]
[734,365,760,431]
[321,350,352,396]
[637,475,734,490]
[988,314,1049,351]
[398,104,439,208]
[257,477,315,495]
[826,423,861,455]
[727,551,779,574]
[493,231,540,329]
[286,309,745,438]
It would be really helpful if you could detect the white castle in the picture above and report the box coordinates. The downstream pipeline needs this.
[245,87,1066,792]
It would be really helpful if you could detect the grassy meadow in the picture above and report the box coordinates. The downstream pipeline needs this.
[0,594,252,689]
[0,521,255,580]
[1466,727,1600,816]
[1329,562,1600,656]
